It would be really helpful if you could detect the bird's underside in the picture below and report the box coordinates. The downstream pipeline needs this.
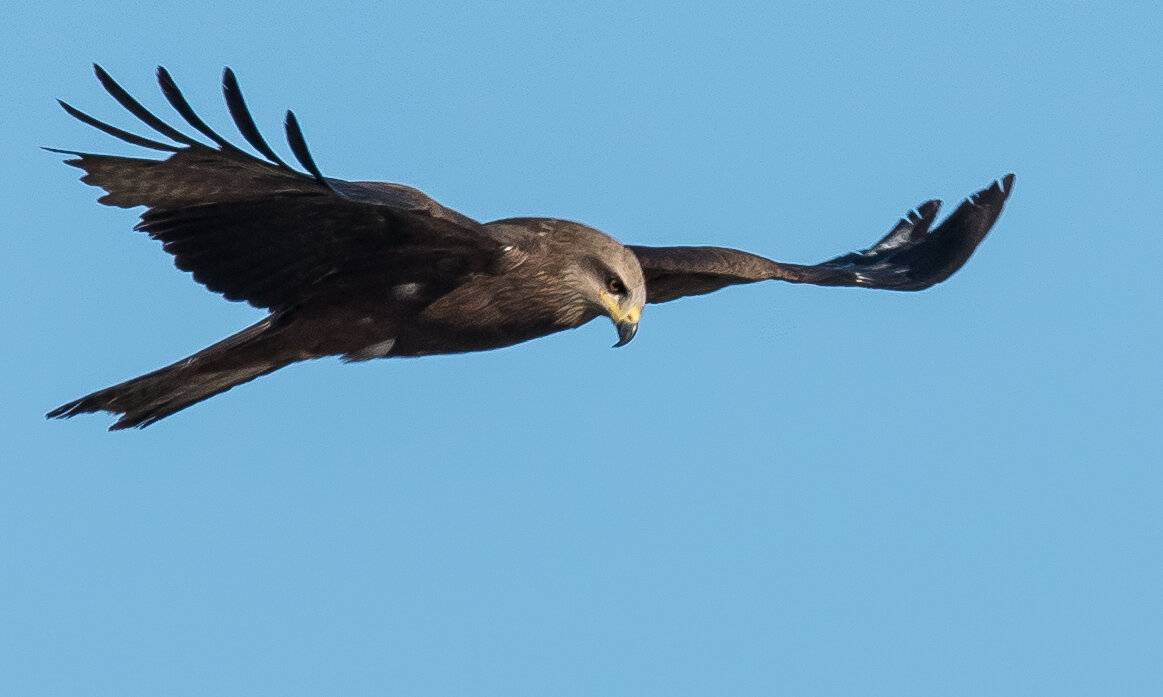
[46,65,1014,429]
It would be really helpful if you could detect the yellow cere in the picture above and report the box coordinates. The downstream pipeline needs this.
[599,289,640,324]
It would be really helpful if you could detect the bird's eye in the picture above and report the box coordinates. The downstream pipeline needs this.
[606,277,626,295]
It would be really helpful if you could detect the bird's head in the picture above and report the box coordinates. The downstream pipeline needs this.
[486,218,646,346]
[578,230,646,347]
[534,220,646,346]
[593,251,645,347]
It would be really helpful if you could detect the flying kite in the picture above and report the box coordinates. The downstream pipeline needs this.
[46,66,1014,429]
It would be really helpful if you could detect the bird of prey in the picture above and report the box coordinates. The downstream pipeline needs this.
[46,66,1014,430]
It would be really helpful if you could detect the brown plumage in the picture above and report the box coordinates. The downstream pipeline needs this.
[46,66,1014,429]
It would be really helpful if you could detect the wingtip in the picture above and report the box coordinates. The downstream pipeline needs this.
[92,63,113,84]
[916,199,941,220]
[155,66,176,95]
[962,173,1016,209]
[1001,172,1016,193]
[221,66,238,94]
[979,173,1016,205]
[42,145,83,156]
[55,98,93,126]
[283,109,332,189]
[45,399,81,420]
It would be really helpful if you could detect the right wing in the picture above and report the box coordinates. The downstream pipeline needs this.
[628,174,1014,304]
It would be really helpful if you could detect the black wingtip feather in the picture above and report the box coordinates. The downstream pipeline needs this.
[794,173,1016,291]
[42,146,82,155]
[221,67,291,169]
[92,64,199,147]
[62,66,332,190]
[284,110,331,189]
[56,99,179,152]
[999,173,1016,198]
[866,199,940,256]
[155,66,250,158]
[976,174,1015,206]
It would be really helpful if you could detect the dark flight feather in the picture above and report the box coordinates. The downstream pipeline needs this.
[283,110,331,189]
[93,64,201,147]
[628,174,1013,303]
[221,67,291,169]
[46,66,1013,429]
[55,100,179,152]
[156,66,253,159]
[54,66,504,313]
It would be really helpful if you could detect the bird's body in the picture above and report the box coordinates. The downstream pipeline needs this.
[47,66,1014,429]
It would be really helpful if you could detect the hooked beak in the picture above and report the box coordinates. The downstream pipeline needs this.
[599,289,642,348]
[613,318,639,348]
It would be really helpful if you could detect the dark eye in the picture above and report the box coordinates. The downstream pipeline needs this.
[606,277,626,295]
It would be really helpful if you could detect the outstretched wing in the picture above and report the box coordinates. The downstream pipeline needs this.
[54,65,504,312]
[627,174,1014,304]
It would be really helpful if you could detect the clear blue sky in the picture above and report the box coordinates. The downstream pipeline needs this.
[3,2,1161,695]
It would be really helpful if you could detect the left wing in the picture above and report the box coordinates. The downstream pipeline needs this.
[52,65,505,313]
[628,174,1013,304]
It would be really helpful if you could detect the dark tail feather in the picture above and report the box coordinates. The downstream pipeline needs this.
[46,362,279,429]
[47,318,287,430]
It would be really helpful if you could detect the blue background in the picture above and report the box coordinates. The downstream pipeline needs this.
[4,2,1161,695]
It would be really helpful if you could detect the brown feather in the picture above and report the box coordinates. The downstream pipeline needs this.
[46,67,1011,429]
[628,174,1013,303]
